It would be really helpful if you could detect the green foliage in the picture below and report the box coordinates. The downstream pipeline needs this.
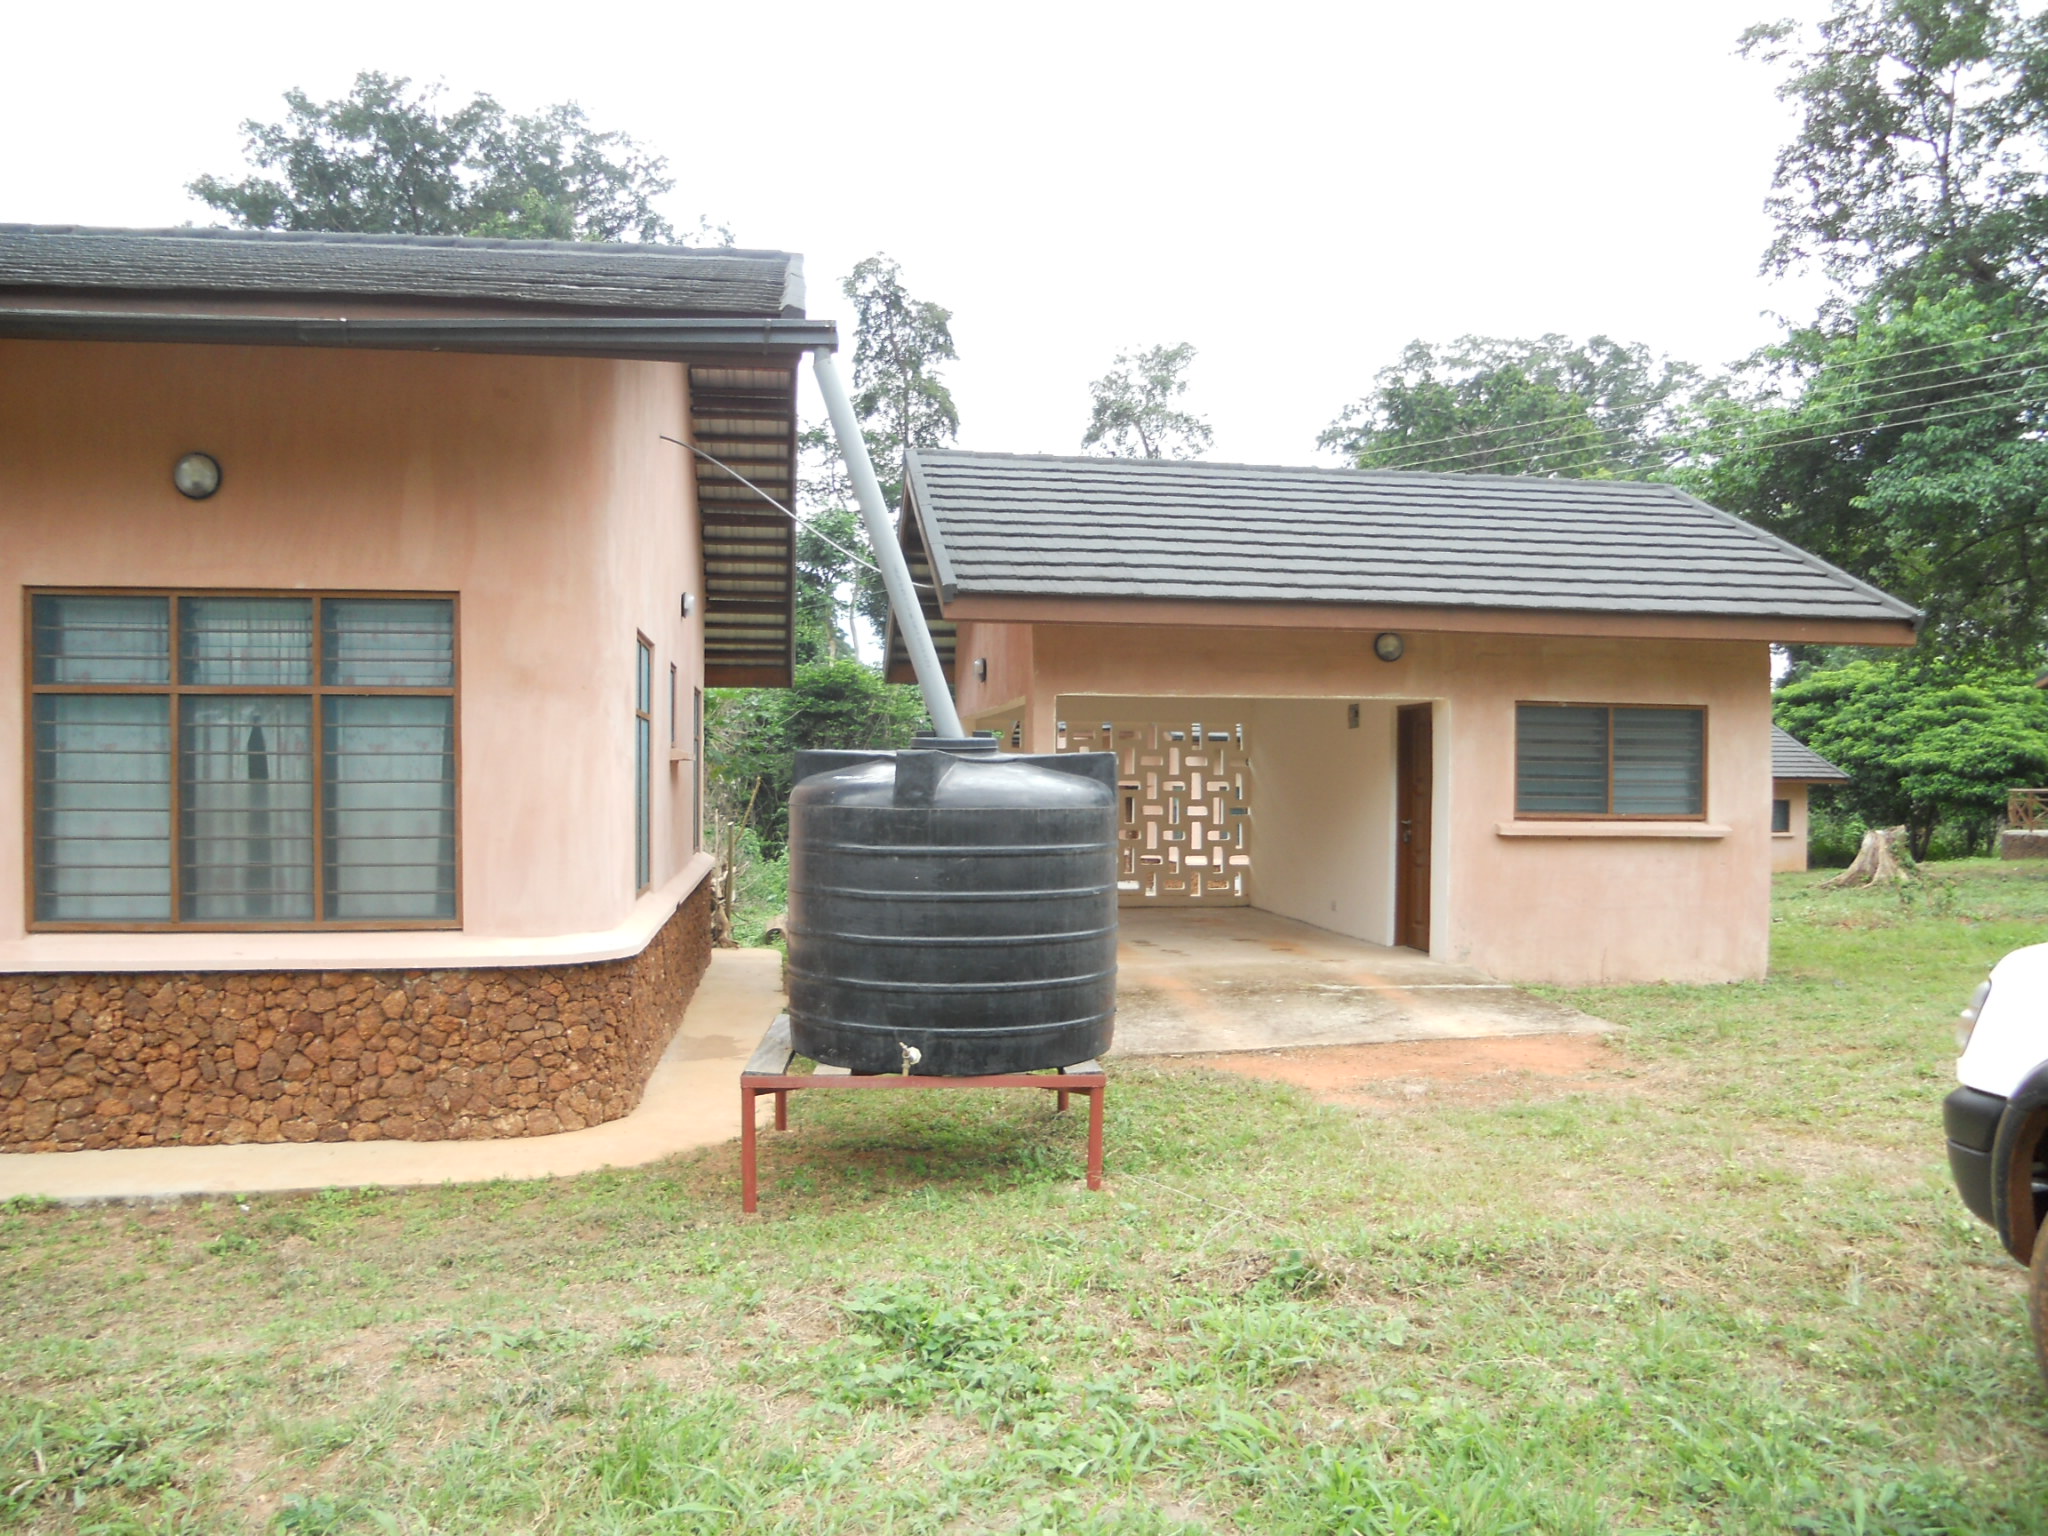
[1773,654,2048,855]
[1742,0,2048,305]
[189,71,709,243]
[844,253,960,509]
[1318,334,1703,477]
[1082,343,1213,460]
[704,658,927,852]
[1681,286,2048,657]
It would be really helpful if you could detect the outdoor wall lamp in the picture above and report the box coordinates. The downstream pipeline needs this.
[975,658,988,681]
[680,593,696,618]
[172,452,222,500]
[1373,632,1406,662]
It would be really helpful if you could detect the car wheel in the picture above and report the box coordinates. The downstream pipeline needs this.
[2034,1220,2048,1390]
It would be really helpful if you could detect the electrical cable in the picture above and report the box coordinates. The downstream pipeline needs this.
[659,434,880,574]
[1369,362,2048,478]
[1325,313,2048,467]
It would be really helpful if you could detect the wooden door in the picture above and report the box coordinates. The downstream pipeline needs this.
[1396,704,1433,951]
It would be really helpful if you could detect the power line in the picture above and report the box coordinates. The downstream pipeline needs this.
[658,434,880,574]
[1326,313,2048,467]
[1370,357,2048,477]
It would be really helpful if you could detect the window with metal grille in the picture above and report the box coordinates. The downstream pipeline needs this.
[1514,703,1705,818]
[29,592,457,928]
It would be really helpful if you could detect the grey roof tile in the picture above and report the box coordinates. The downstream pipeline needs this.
[906,450,1919,625]
[1772,725,1851,781]
[0,224,803,317]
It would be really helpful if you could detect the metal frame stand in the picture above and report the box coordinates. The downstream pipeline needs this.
[739,1016,1107,1213]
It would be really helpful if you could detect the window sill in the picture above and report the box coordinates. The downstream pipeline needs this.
[1772,830,1797,839]
[1496,821,1730,839]
[0,855,713,974]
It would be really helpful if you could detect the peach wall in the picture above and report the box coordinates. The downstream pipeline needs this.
[1772,781,1812,872]
[0,339,704,970]
[1004,623,1771,985]
[1245,698,1400,943]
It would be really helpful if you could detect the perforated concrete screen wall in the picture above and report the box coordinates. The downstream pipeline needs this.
[1058,719,1252,904]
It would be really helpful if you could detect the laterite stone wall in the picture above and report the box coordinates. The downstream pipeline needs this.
[0,881,712,1153]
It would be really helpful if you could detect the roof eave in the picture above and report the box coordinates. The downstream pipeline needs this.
[0,307,835,360]
[938,591,1921,647]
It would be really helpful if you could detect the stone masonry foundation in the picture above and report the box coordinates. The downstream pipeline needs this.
[0,880,713,1153]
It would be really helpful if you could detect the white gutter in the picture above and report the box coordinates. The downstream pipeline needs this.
[810,346,967,738]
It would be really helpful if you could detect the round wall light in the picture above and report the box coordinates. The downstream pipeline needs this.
[172,452,222,500]
[1373,631,1406,662]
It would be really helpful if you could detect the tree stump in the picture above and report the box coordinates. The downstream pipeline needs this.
[1821,825,1916,888]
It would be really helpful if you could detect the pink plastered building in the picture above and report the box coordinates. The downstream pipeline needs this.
[887,451,1915,985]
[0,226,820,1151]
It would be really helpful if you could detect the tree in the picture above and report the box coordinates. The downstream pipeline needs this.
[843,254,960,508]
[704,660,930,854]
[1679,284,2048,658]
[1773,656,2048,857]
[1742,0,2048,306]
[189,71,716,243]
[1082,343,1213,459]
[1318,335,1703,477]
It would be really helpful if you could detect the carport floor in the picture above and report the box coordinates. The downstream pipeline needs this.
[1111,906,1613,1057]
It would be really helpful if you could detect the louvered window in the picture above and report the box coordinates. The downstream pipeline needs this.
[30,592,457,927]
[1515,703,1705,818]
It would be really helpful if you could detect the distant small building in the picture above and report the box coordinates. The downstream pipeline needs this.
[1770,726,1850,872]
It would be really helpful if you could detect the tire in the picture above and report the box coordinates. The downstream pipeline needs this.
[2033,1219,2048,1392]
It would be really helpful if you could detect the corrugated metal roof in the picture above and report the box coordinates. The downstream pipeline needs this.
[0,224,804,317]
[1772,725,1850,782]
[905,451,1919,626]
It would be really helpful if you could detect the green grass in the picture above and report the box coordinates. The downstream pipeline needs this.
[5,861,2048,1533]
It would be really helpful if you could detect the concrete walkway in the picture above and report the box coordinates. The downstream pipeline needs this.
[0,948,783,1205]
[1112,907,1611,1056]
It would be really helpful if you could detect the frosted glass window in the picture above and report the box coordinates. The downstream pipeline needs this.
[324,696,456,920]
[31,595,169,684]
[181,697,315,921]
[324,599,455,687]
[33,695,173,921]
[181,598,314,686]
[29,591,458,928]
[635,640,653,892]
[1612,708,1704,816]
[1515,706,1609,814]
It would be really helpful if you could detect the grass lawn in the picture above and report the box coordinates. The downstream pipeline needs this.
[5,862,2048,1534]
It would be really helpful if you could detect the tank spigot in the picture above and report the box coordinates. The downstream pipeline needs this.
[899,1042,923,1077]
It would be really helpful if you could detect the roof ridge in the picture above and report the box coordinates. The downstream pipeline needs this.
[0,223,796,260]
[914,446,1680,491]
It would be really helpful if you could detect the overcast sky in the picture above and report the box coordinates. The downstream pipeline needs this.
[7,0,1832,466]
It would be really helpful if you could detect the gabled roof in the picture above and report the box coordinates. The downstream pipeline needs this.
[903,451,1919,639]
[0,224,805,316]
[1772,725,1851,782]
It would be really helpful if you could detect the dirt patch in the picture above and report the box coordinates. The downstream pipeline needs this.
[1185,1033,1640,1109]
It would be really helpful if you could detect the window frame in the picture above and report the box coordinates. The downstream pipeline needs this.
[24,587,462,933]
[1771,797,1793,835]
[1512,700,1709,822]
[635,633,654,895]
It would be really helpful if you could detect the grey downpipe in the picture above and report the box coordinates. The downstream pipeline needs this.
[810,347,967,739]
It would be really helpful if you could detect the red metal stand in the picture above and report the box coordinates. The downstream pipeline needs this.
[739,1016,1107,1213]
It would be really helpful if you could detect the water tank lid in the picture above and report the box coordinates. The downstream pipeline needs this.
[913,734,1001,754]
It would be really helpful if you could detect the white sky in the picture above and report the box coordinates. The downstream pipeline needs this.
[7,0,1831,467]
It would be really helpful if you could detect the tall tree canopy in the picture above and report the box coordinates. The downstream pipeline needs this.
[190,71,710,243]
[1318,335,1703,477]
[789,255,959,663]
[844,254,960,509]
[1743,0,2048,305]
[1682,286,2048,658]
[1082,343,1213,459]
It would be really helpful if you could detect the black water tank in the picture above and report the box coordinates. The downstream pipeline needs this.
[786,736,1118,1075]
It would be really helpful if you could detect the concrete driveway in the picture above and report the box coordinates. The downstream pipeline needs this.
[1110,907,1612,1057]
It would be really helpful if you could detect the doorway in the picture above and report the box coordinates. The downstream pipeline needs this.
[1396,703,1433,951]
